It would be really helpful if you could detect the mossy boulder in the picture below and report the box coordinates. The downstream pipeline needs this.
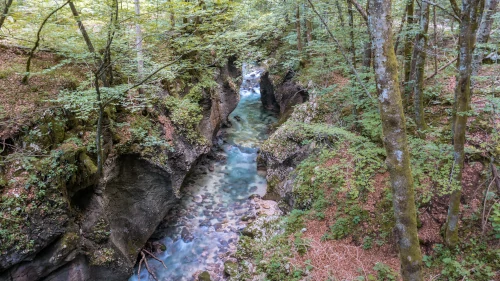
[79,152,98,175]
[198,271,211,281]
[224,261,238,276]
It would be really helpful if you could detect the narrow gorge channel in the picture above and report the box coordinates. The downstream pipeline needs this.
[130,67,278,281]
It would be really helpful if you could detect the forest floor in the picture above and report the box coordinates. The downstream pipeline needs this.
[0,44,85,140]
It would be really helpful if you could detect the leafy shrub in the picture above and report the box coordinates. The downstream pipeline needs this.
[490,202,500,238]
[163,96,206,144]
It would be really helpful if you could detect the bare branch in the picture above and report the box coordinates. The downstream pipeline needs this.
[425,57,457,80]
[22,0,70,84]
[347,0,368,23]
[423,0,461,22]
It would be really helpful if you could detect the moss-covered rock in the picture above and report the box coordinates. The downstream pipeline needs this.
[224,261,238,276]
[198,271,212,281]
[79,152,98,175]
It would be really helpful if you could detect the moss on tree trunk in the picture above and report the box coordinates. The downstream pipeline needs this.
[445,0,484,247]
[412,0,429,133]
[368,0,423,279]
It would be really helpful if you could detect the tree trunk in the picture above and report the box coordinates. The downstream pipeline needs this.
[94,72,104,177]
[69,1,109,86]
[471,0,499,80]
[403,0,414,106]
[368,0,424,280]
[361,0,371,70]
[444,0,484,247]
[305,1,313,44]
[134,0,145,95]
[347,0,356,66]
[413,0,430,133]
[296,5,302,51]
[69,1,95,54]
[0,0,13,30]
[169,0,175,29]
[335,0,345,27]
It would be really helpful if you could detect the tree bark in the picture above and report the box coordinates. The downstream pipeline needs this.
[335,0,345,27]
[347,0,356,66]
[394,7,408,54]
[444,0,484,247]
[69,0,108,86]
[413,0,430,133]
[94,72,104,177]
[169,0,175,29]
[0,0,13,30]
[69,1,95,54]
[368,0,424,280]
[471,0,499,81]
[305,0,313,44]
[134,0,145,96]
[403,0,415,106]
[296,5,303,51]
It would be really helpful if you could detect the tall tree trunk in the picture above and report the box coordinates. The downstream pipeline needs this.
[403,0,414,106]
[413,0,430,133]
[296,5,303,51]
[94,72,104,177]
[352,0,371,70]
[169,0,175,29]
[69,1,96,54]
[134,0,144,95]
[0,0,13,30]
[347,0,356,66]
[69,1,109,86]
[444,0,484,247]
[433,6,438,75]
[394,7,408,54]
[305,0,313,44]
[471,0,499,80]
[368,0,424,280]
[335,0,345,27]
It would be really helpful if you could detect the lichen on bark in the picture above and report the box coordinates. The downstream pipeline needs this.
[368,0,423,280]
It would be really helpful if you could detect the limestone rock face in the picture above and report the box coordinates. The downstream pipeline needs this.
[259,72,279,112]
[258,70,310,210]
[0,59,240,281]
[259,70,308,116]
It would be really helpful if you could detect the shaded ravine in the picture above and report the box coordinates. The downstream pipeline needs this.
[129,67,277,281]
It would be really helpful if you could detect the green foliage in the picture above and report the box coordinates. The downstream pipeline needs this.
[372,263,398,281]
[362,236,373,250]
[423,243,499,281]
[324,217,351,240]
[490,202,500,238]
[284,209,306,234]
[408,137,460,205]
[0,147,77,253]
[163,96,206,144]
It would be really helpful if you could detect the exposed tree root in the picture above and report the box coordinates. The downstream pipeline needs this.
[137,248,167,281]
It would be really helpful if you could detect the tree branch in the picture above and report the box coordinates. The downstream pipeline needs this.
[306,0,374,103]
[422,0,461,22]
[0,0,13,30]
[448,0,462,19]
[347,0,368,23]
[22,0,70,84]
[425,57,457,80]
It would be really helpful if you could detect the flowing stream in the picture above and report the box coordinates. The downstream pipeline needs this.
[129,67,277,281]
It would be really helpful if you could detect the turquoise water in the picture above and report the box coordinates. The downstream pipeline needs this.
[129,70,277,281]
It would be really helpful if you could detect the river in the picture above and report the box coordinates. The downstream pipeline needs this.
[129,66,277,281]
